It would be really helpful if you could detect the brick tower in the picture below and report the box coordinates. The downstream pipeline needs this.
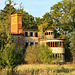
[11,13,22,34]
[11,13,24,48]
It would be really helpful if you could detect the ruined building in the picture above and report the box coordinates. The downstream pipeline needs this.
[11,13,65,63]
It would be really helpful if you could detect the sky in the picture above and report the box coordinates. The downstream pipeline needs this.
[0,0,62,17]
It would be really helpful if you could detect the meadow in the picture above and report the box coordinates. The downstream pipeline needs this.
[0,63,75,75]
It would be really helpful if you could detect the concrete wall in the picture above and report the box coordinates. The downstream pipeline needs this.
[40,39,65,54]
[51,47,65,53]
[24,30,39,46]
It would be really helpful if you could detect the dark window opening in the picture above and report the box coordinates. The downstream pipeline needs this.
[35,32,38,37]
[53,42,54,47]
[35,42,38,44]
[25,32,28,37]
[45,33,46,35]
[30,32,33,37]
[55,42,58,47]
[51,42,52,47]
[46,32,48,35]
[55,54,57,58]
[51,32,52,35]
[53,54,54,58]
[49,32,50,35]
[25,42,28,47]
[30,42,33,46]
[46,42,50,47]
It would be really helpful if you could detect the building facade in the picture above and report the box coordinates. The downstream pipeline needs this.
[11,13,65,63]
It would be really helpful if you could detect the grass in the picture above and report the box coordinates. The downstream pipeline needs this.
[0,63,75,75]
[14,63,75,75]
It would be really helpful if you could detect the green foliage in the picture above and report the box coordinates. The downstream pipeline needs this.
[39,45,53,64]
[2,41,23,68]
[22,11,37,29]
[69,31,75,54]
[69,31,75,62]
[40,0,75,36]
[24,45,53,64]
[50,0,75,32]
[0,0,16,33]
[24,45,41,64]
[0,49,6,68]
[64,38,72,62]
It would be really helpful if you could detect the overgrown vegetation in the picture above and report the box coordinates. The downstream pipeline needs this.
[0,0,75,70]
[24,45,53,64]
[69,31,75,62]
[0,38,23,68]
[0,64,75,75]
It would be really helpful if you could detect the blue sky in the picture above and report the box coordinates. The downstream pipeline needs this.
[0,0,62,17]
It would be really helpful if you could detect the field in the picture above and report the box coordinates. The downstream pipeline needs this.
[0,63,75,75]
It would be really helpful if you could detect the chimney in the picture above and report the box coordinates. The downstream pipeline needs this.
[11,13,22,34]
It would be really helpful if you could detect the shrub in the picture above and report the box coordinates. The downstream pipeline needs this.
[24,45,41,64]
[0,50,6,68]
[24,45,53,64]
[39,45,53,64]
[69,31,75,62]
[2,42,23,68]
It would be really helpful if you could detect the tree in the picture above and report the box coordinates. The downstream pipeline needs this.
[69,31,75,62]
[0,0,16,34]
[2,40,23,68]
[22,11,37,29]
[42,12,54,29]
[64,38,72,62]
[50,0,75,33]
[0,0,24,68]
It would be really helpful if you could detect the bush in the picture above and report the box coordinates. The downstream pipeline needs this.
[69,31,75,62]
[39,45,53,64]
[24,45,53,64]
[24,45,41,64]
[0,50,6,68]
[2,42,23,68]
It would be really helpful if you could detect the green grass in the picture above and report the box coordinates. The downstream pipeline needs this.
[14,64,75,75]
[0,63,75,75]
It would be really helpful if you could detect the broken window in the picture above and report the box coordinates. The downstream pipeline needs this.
[35,32,38,37]
[25,42,28,47]
[35,42,38,44]
[30,32,33,37]
[30,42,33,46]
[49,32,50,35]
[25,32,28,37]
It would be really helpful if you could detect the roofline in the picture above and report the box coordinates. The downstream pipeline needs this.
[23,29,38,31]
